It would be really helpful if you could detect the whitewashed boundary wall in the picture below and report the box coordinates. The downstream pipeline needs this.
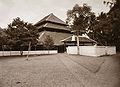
[0,50,57,56]
[67,46,116,57]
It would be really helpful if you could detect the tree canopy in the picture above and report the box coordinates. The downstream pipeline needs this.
[88,0,120,50]
[66,4,95,35]
[66,1,120,51]
[5,17,39,50]
[43,35,54,50]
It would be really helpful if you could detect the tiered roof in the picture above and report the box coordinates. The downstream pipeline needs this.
[35,13,67,26]
[34,13,70,32]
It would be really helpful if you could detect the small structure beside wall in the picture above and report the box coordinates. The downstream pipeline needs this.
[67,46,116,57]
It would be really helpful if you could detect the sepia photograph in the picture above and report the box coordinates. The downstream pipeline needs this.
[0,0,120,87]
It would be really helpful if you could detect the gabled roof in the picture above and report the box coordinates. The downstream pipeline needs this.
[35,13,67,26]
[61,35,97,43]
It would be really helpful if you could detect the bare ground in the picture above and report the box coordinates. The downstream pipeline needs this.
[0,53,120,87]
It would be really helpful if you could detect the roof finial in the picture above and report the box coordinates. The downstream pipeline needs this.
[50,13,54,15]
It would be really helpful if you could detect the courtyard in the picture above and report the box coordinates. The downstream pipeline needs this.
[0,53,120,87]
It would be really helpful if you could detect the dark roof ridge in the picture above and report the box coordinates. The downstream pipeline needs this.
[35,13,67,26]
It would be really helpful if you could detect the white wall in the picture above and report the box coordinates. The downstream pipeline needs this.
[67,46,78,55]
[95,46,106,56]
[23,50,57,55]
[107,46,116,55]
[0,51,21,56]
[67,46,116,57]
[0,50,57,56]
[80,46,96,56]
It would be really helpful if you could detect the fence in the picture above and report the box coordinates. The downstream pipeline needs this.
[0,50,57,56]
[67,46,116,57]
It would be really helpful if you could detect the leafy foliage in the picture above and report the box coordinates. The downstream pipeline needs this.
[0,28,8,50]
[5,17,39,50]
[0,28,5,45]
[66,1,120,51]
[88,12,111,45]
[43,35,54,50]
[66,4,95,35]
[88,0,120,51]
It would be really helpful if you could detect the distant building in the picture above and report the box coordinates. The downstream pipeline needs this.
[34,13,72,53]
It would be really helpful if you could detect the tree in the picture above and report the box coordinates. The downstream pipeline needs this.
[66,4,95,54]
[0,28,8,51]
[66,4,95,34]
[107,0,120,51]
[43,35,54,54]
[103,0,115,8]
[88,12,111,45]
[0,28,4,48]
[88,0,120,51]
[5,17,39,53]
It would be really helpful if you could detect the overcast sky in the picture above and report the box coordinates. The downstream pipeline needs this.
[0,0,110,28]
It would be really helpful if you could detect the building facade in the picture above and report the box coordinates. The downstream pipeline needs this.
[35,13,72,52]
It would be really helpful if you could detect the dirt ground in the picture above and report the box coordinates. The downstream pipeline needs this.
[0,53,120,87]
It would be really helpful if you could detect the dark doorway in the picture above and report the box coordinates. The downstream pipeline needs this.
[58,45,66,53]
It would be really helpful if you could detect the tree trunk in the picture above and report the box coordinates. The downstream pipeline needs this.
[20,46,23,56]
[27,42,31,59]
[2,45,4,56]
[76,35,80,55]
[48,48,50,54]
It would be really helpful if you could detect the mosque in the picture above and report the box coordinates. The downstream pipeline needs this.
[35,13,96,53]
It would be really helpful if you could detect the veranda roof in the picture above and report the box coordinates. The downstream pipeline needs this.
[61,35,97,43]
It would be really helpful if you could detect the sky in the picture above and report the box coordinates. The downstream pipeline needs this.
[0,0,110,28]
